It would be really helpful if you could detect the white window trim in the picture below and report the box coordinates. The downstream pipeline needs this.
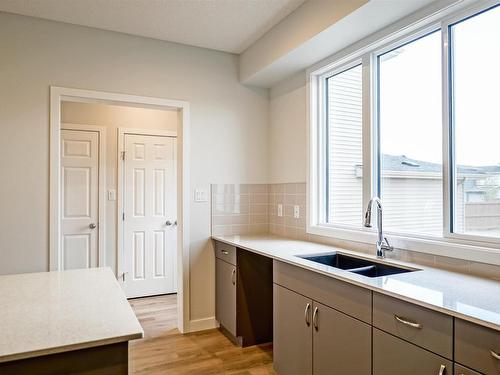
[307,0,500,266]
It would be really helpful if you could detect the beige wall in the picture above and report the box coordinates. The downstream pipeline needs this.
[0,12,269,323]
[269,72,307,183]
[61,101,178,272]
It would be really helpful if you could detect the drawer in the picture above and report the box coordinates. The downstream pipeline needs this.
[455,319,500,375]
[273,260,371,323]
[373,293,453,359]
[455,364,482,375]
[215,241,236,265]
[373,328,452,375]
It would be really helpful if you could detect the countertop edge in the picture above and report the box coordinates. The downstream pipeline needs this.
[212,235,500,332]
[0,331,144,364]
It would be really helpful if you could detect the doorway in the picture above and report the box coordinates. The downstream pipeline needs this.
[50,86,191,333]
[121,132,178,298]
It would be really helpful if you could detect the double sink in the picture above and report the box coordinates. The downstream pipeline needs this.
[297,253,418,278]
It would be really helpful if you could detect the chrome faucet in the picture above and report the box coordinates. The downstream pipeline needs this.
[364,197,393,258]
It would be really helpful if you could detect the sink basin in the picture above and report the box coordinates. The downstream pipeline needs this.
[297,253,416,278]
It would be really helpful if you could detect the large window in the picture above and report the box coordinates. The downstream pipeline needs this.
[378,31,442,236]
[450,5,500,239]
[310,2,500,255]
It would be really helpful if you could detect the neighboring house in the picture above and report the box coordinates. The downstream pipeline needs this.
[329,153,500,237]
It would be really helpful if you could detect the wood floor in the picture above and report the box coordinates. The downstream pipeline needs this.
[129,295,276,375]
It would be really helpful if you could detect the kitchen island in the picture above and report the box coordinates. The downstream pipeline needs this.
[0,267,143,374]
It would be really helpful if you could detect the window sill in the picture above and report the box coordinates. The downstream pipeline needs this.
[307,224,500,266]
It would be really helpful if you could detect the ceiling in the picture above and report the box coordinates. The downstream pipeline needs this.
[0,0,306,53]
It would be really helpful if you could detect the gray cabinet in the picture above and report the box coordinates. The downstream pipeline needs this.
[454,364,482,375]
[273,280,371,375]
[216,258,236,337]
[373,328,452,375]
[312,301,371,375]
[214,241,273,347]
[455,319,500,375]
[273,284,312,375]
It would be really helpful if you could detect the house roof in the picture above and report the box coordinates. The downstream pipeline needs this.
[382,154,500,174]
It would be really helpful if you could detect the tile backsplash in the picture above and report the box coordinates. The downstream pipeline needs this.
[211,184,269,236]
[211,183,500,280]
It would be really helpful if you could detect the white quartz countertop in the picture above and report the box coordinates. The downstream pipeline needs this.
[0,267,143,363]
[213,234,500,331]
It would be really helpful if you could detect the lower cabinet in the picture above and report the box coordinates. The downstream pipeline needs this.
[454,364,482,375]
[273,284,371,375]
[215,258,236,337]
[373,328,452,375]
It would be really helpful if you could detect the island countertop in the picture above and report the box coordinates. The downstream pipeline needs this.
[213,234,500,332]
[0,267,143,363]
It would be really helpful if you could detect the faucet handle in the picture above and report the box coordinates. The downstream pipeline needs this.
[383,237,394,251]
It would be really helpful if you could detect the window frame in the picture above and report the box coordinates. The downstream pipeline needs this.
[307,0,500,265]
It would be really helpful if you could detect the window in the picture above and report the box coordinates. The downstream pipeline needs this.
[450,5,500,239]
[309,2,500,257]
[326,64,363,226]
[377,31,442,236]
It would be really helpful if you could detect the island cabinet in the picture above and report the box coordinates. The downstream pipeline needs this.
[214,241,273,347]
[273,260,372,375]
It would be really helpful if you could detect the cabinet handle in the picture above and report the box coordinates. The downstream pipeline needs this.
[221,250,229,255]
[394,315,422,329]
[231,269,236,285]
[438,364,446,375]
[304,303,311,326]
[491,350,500,360]
[312,307,319,331]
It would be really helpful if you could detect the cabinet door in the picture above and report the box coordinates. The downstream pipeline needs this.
[455,364,482,375]
[373,328,452,375]
[312,302,371,375]
[273,284,312,375]
[216,259,236,336]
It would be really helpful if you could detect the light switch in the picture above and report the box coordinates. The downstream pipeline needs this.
[293,205,300,218]
[194,188,208,202]
[277,204,283,217]
[108,189,116,201]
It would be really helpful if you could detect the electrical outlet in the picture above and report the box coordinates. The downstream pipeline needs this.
[293,205,300,218]
[277,204,283,217]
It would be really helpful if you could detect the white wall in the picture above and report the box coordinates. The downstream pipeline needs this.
[269,72,307,183]
[0,12,269,323]
[61,101,179,272]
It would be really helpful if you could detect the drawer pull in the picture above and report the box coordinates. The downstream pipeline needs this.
[221,250,229,255]
[313,307,319,331]
[394,315,422,329]
[491,350,500,360]
[304,303,311,326]
[231,269,236,285]
[438,364,446,375]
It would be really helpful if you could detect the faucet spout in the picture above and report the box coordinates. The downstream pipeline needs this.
[364,197,393,258]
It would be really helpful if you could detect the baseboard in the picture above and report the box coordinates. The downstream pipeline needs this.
[188,317,219,332]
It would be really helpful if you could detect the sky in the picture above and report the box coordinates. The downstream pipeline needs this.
[379,5,499,167]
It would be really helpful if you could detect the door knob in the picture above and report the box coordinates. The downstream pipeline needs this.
[166,220,172,226]
[89,223,97,229]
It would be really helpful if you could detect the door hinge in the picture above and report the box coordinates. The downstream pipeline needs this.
[122,212,125,221]
[121,151,126,160]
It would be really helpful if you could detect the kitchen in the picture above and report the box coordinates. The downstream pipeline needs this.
[0,0,499,374]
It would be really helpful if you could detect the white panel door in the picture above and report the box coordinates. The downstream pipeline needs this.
[123,134,177,298]
[61,130,99,270]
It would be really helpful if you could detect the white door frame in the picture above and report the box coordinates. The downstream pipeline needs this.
[117,128,178,295]
[50,86,191,333]
[61,123,107,267]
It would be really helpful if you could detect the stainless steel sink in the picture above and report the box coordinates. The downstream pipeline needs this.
[297,253,417,278]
